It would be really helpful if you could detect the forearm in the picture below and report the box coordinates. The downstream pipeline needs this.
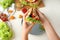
[44,21,60,40]
[22,34,28,40]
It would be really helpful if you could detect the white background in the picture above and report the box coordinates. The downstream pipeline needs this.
[0,0,60,40]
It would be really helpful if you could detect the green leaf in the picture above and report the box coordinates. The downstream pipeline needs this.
[0,0,14,9]
[0,21,13,40]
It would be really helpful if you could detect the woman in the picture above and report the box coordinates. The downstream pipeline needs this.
[22,9,60,40]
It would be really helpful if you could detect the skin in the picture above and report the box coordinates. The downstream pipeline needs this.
[22,9,60,40]
[22,11,35,40]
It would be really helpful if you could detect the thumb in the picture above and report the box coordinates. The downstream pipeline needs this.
[27,23,35,31]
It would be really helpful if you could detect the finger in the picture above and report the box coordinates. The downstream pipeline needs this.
[23,8,32,28]
[37,10,49,21]
[36,9,47,22]
[23,21,27,28]
[36,9,47,19]
[24,8,32,18]
[27,23,35,31]
[33,16,39,19]
[23,8,32,20]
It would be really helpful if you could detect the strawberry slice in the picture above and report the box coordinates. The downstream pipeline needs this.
[1,16,8,22]
[0,14,8,22]
[22,8,27,13]
[1,17,8,22]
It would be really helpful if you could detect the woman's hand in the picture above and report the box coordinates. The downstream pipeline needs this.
[22,14,34,35]
[22,9,34,40]
[36,9,60,40]
[36,9,51,27]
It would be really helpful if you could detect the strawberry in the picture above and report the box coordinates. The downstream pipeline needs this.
[0,14,8,22]
[22,8,27,13]
[1,17,8,22]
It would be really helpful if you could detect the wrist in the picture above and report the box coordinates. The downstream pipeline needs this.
[43,20,53,30]
[44,19,52,26]
[22,32,28,36]
[22,33,28,36]
[22,33,28,40]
